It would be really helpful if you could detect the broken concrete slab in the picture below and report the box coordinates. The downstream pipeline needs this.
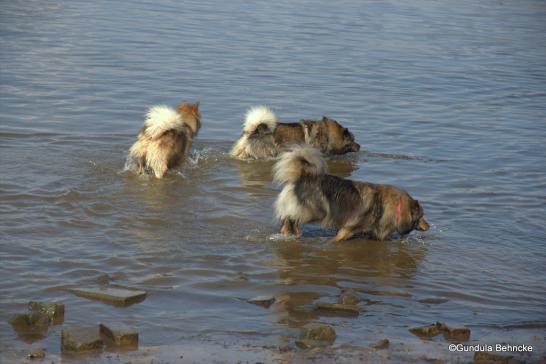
[28,301,64,325]
[61,326,103,354]
[99,324,138,350]
[247,295,275,308]
[68,286,147,307]
[314,302,359,316]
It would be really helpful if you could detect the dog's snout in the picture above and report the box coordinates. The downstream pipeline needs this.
[417,217,429,231]
[352,142,360,152]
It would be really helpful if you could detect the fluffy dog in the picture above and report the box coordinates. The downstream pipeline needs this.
[230,106,360,159]
[274,147,429,241]
[128,101,200,178]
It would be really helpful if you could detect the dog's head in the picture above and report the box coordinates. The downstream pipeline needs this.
[398,197,429,235]
[177,101,201,135]
[317,117,360,154]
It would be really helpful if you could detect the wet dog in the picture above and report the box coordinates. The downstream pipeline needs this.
[230,106,360,159]
[274,147,429,241]
[128,101,201,178]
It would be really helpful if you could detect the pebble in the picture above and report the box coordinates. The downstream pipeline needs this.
[338,290,359,305]
[247,296,275,308]
[371,338,389,349]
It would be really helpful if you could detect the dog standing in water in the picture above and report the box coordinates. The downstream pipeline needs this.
[274,147,429,241]
[230,106,360,159]
[128,102,201,178]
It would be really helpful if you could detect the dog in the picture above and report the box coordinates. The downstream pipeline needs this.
[128,101,201,178]
[273,147,429,241]
[230,106,360,159]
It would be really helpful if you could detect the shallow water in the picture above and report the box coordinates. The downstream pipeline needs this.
[1,0,545,362]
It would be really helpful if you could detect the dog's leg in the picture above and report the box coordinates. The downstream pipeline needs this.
[280,220,292,235]
[330,227,356,242]
[153,163,168,179]
[136,158,145,174]
[280,219,301,237]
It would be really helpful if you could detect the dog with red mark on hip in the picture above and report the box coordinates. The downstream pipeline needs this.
[273,146,429,241]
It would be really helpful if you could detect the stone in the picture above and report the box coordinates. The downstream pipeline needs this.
[247,296,275,308]
[9,312,50,342]
[61,326,103,353]
[27,348,46,359]
[295,340,315,349]
[442,327,470,342]
[473,351,514,364]
[68,287,147,307]
[97,274,111,285]
[338,290,359,305]
[409,322,471,342]
[299,324,336,345]
[314,302,359,316]
[99,324,138,350]
[409,323,442,338]
[28,301,64,325]
[371,338,389,349]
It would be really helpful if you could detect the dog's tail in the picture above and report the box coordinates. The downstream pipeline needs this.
[143,105,185,139]
[273,146,327,184]
[243,106,277,135]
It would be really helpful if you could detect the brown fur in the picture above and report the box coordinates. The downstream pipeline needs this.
[231,116,360,159]
[128,102,201,178]
[274,147,429,241]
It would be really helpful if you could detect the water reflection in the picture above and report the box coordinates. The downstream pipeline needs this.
[271,239,427,328]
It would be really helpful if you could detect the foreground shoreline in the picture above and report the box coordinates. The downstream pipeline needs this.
[2,327,544,363]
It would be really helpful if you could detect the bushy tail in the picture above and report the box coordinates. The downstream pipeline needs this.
[143,105,185,139]
[273,146,327,184]
[243,105,277,134]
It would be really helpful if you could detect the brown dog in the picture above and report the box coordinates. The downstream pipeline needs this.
[274,147,429,241]
[128,102,200,178]
[230,106,360,159]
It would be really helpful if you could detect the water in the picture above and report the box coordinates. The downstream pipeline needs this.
[1,0,545,362]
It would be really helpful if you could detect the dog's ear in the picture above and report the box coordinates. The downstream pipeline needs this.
[177,101,188,113]
[191,102,200,112]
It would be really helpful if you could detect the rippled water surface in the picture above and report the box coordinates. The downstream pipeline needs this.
[1,0,545,362]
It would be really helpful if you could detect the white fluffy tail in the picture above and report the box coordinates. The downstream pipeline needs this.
[273,146,327,184]
[243,105,277,133]
[144,105,184,139]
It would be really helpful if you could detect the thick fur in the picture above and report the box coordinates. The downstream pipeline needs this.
[128,102,201,178]
[274,147,429,241]
[230,106,360,159]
